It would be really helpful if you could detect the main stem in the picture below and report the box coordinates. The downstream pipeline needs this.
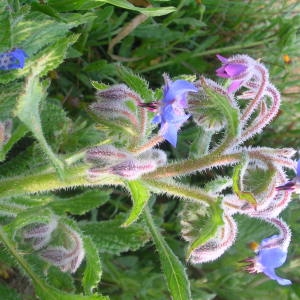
[0,164,122,199]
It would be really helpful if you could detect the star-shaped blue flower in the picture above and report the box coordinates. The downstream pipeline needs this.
[245,235,291,286]
[153,77,198,147]
[0,48,28,70]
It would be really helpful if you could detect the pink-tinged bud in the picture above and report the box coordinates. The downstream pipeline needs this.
[0,119,12,147]
[40,227,84,273]
[40,246,69,266]
[96,84,137,102]
[23,219,58,250]
[190,214,237,264]
[110,159,157,180]
[86,145,131,165]
[90,101,139,128]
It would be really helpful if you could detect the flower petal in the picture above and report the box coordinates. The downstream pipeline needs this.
[163,80,197,104]
[263,267,292,286]
[224,63,247,77]
[216,54,228,63]
[227,80,243,93]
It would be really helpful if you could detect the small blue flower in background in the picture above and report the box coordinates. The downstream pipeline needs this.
[244,235,291,286]
[276,159,300,193]
[216,54,247,93]
[0,48,28,70]
[153,76,198,147]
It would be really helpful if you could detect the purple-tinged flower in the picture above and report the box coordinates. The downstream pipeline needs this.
[153,76,198,147]
[276,160,300,193]
[216,54,247,93]
[0,48,28,70]
[244,234,291,286]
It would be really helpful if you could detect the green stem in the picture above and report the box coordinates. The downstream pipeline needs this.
[143,152,242,179]
[144,179,215,205]
[0,227,42,287]
[139,39,275,73]
[0,164,123,199]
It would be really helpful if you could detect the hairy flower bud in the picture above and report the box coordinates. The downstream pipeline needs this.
[96,84,138,102]
[23,218,58,250]
[109,158,157,180]
[86,145,131,165]
[90,100,139,128]
[40,226,84,273]
[190,214,237,264]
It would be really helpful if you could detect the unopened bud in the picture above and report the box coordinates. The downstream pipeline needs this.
[96,84,136,102]
[190,214,237,264]
[110,159,157,180]
[23,219,57,250]
[90,101,139,128]
[40,227,84,273]
[86,145,131,165]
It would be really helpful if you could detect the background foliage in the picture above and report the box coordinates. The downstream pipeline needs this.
[0,0,300,299]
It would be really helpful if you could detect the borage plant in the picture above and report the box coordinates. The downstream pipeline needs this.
[0,51,297,299]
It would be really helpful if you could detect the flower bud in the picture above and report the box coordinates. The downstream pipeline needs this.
[190,214,237,264]
[90,100,139,128]
[110,158,157,180]
[23,218,58,250]
[40,226,84,273]
[86,145,131,165]
[96,84,137,102]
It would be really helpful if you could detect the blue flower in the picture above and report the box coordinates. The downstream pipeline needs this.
[244,235,291,286]
[276,159,300,192]
[153,77,198,147]
[0,48,28,70]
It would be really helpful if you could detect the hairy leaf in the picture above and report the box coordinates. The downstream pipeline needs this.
[186,199,224,258]
[80,215,150,255]
[15,70,65,176]
[82,236,102,295]
[48,190,109,215]
[94,0,175,17]
[123,180,151,227]
[144,207,191,300]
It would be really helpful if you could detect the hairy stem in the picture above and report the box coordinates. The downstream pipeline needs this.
[144,179,216,205]
[0,164,123,199]
[143,152,242,179]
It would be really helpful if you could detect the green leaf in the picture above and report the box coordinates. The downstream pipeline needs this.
[48,0,104,11]
[80,214,150,255]
[34,281,109,300]
[48,190,109,215]
[232,160,257,207]
[116,65,153,102]
[123,180,151,227]
[0,3,11,51]
[202,80,240,150]
[186,199,224,258]
[15,70,65,177]
[0,123,28,162]
[82,236,102,295]
[144,206,191,300]
[94,0,176,17]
